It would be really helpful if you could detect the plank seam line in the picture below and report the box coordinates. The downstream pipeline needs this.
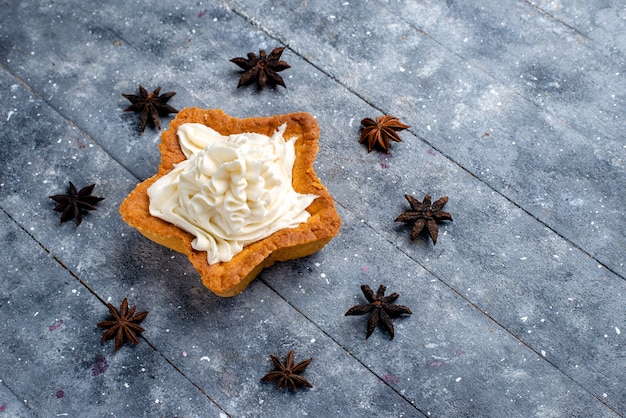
[1,5,622,412]
[0,364,39,417]
[520,0,626,65]
[3,5,622,282]
[219,1,625,283]
[0,204,231,416]
[0,56,423,411]
[0,62,152,183]
[384,1,623,148]
[522,0,590,39]
[259,272,429,417]
[356,212,622,416]
[142,340,232,417]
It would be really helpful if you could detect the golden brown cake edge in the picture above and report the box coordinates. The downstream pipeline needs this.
[120,108,341,297]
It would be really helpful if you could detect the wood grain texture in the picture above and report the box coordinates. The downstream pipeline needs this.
[0,0,624,416]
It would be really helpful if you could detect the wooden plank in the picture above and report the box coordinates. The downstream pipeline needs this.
[375,0,626,275]
[184,0,625,412]
[524,0,626,57]
[0,213,227,416]
[266,206,620,417]
[219,0,626,279]
[0,66,421,416]
[0,380,33,418]
[0,0,624,416]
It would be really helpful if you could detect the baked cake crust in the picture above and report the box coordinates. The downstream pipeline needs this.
[120,108,341,297]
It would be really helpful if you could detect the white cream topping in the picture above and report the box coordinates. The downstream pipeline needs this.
[148,123,317,264]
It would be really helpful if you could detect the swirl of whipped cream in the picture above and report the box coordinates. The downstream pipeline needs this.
[148,123,317,264]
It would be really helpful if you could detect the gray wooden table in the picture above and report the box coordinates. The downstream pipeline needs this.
[1,0,624,417]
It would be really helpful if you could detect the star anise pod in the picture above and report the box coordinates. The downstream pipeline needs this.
[395,194,452,245]
[359,115,410,153]
[49,182,104,226]
[345,284,412,339]
[122,85,178,133]
[230,47,291,90]
[260,350,313,391]
[97,298,148,352]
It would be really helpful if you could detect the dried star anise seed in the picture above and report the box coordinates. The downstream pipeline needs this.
[345,284,412,339]
[359,115,410,153]
[230,47,291,90]
[122,85,178,133]
[97,298,148,352]
[395,194,452,245]
[49,182,104,226]
[261,350,313,391]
